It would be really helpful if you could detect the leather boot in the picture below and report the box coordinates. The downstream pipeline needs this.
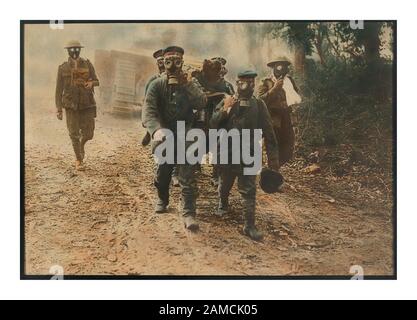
[183,215,199,232]
[182,195,198,231]
[155,199,168,213]
[243,211,263,241]
[243,224,264,241]
[155,190,169,214]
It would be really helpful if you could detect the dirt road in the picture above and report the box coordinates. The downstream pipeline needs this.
[24,100,394,276]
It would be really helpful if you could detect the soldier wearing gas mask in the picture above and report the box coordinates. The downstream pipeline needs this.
[211,56,235,95]
[141,49,181,187]
[55,40,99,171]
[192,58,235,186]
[143,46,207,231]
[257,57,300,166]
[144,49,166,96]
[141,49,165,147]
[210,70,280,241]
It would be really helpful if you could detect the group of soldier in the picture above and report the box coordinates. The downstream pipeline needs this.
[55,40,299,241]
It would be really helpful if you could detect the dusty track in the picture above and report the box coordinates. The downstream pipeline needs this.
[24,102,394,276]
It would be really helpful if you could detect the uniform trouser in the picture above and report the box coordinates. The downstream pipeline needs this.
[218,168,257,225]
[273,108,295,166]
[65,107,96,161]
[154,163,198,217]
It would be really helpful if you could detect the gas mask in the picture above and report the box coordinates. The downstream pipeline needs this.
[67,47,81,60]
[156,57,165,74]
[236,79,255,101]
[273,64,289,80]
[219,66,228,79]
[164,55,183,84]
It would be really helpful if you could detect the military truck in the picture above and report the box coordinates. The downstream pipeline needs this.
[95,48,204,115]
[94,49,156,115]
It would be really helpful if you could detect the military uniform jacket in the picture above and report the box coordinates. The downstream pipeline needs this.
[257,77,287,123]
[144,73,163,97]
[224,79,235,95]
[210,96,280,168]
[257,76,299,126]
[143,74,206,137]
[55,57,99,112]
[193,72,234,110]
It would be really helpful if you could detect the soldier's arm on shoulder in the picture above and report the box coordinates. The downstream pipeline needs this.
[143,79,162,137]
[55,65,64,112]
[144,75,158,96]
[256,81,268,98]
[209,99,228,129]
[184,77,207,110]
[227,82,235,95]
[256,80,275,102]
[87,59,99,87]
[258,99,280,167]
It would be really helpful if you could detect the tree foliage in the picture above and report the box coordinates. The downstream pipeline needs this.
[264,21,394,171]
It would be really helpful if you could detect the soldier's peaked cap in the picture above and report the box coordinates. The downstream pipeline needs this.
[153,49,164,59]
[163,46,184,56]
[64,40,84,49]
[237,70,258,79]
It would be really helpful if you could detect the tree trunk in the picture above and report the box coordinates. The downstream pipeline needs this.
[362,22,382,65]
[294,44,306,75]
[315,32,326,66]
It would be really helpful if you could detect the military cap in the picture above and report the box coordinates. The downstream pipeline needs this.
[163,46,184,57]
[64,40,84,49]
[211,57,227,65]
[153,49,164,59]
[259,168,284,194]
[267,56,291,68]
[237,70,258,79]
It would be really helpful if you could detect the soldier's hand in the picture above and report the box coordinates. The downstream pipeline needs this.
[84,80,93,89]
[223,95,237,114]
[153,129,166,142]
[178,71,190,85]
[56,111,63,121]
[273,79,284,90]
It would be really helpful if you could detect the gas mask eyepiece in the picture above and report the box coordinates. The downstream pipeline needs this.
[157,58,164,67]
[220,66,228,78]
[236,79,255,99]
[67,47,81,60]
[164,56,183,71]
[156,57,165,73]
[237,81,249,90]
[164,55,184,85]
[273,64,288,79]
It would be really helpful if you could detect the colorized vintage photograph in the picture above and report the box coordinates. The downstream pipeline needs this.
[21,21,396,278]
